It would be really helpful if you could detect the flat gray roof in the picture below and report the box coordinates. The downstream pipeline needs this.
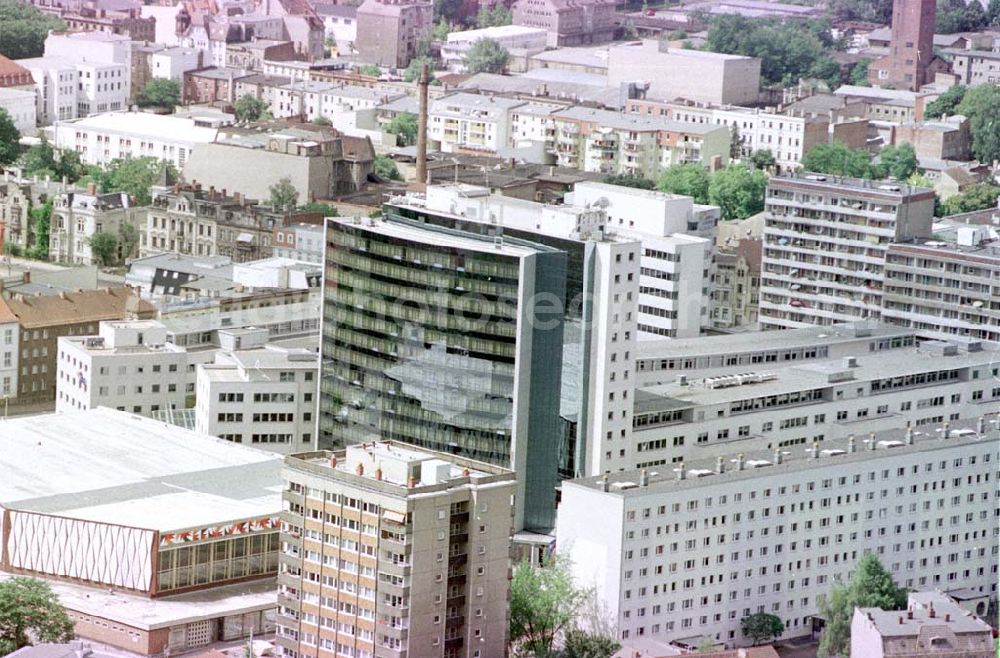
[636,323,915,360]
[638,341,999,407]
[567,415,996,498]
[0,408,282,532]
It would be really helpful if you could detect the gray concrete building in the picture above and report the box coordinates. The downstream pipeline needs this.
[182,126,375,204]
[355,0,433,69]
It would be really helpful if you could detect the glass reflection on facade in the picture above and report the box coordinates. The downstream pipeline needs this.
[318,216,566,530]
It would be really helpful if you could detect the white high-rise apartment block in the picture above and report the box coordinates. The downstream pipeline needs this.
[19,58,78,125]
[760,174,935,329]
[627,336,1000,466]
[557,419,998,648]
[195,341,319,454]
[277,442,516,658]
[56,320,188,416]
[567,182,719,339]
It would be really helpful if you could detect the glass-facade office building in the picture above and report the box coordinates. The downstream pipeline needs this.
[318,215,566,531]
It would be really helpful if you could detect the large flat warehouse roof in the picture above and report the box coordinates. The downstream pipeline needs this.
[0,408,282,532]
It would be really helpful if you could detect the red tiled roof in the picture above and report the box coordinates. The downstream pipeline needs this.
[0,55,34,89]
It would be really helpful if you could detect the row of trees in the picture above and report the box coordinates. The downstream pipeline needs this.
[800,142,918,181]
[659,162,768,221]
[705,16,842,88]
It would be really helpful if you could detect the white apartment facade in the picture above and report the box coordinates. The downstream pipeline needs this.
[56,320,189,417]
[151,47,204,82]
[567,182,719,339]
[557,421,998,647]
[52,112,219,168]
[760,174,935,330]
[19,58,78,125]
[195,344,319,453]
[0,321,20,399]
[75,61,129,116]
[428,93,524,154]
[0,89,37,133]
[277,442,516,658]
[628,339,1000,468]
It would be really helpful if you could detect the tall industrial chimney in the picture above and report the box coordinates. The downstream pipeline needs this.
[415,63,430,185]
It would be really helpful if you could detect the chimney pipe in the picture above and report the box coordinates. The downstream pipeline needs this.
[639,468,648,486]
[600,474,609,492]
[356,462,364,476]
[906,427,914,444]
[774,448,782,465]
[868,432,876,450]
[329,455,338,468]
[407,476,416,488]
[737,453,745,471]
[677,462,685,480]
[375,466,382,481]
[716,456,724,474]
[945,613,951,622]
[929,604,936,618]
[943,421,950,439]
[977,416,985,434]
[415,63,430,186]
[848,434,856,453]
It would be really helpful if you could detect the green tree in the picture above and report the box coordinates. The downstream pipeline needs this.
[750,149,775,170]
[956,84,1000,163]
[476,3,511,27]
[740,613,784,646]
[373,155,401,180]
[940,182,1000,216]
[433,0,465,26]
[299,201,339,215]
[510,557,588,657]
[937,0,989,33]
[433,18,450,41]
[17,135,84,182]
[234,94,269,123]
[562,630,620,658]
[802,141,876,178]
[27,199,51,260]
[92,157,174,206]
[828,0,893,22]
[924,85,966,119]
[137,78,180,109]
[0,0,65,60]
[877,143,918,180]
[0,577,74,655]
[118,222,140,261]
[312,116,332,126]
[990,0,1000,25]
[269,177,299,211]
[385,112,419,146]
[465,38,509,74]
[708,164,767,220]
[603,174,656,190]
[850,59,870,87]
[358,64,381,77]
[88,231,119,266]
[706,15,837,87]
[404,57,436,83]
[658,163,710,203]
[0,108,19,166]
[818,554,907,658]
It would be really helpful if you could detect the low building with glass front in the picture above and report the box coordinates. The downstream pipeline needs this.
[0,408,283,655]
[318,215,567,531]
